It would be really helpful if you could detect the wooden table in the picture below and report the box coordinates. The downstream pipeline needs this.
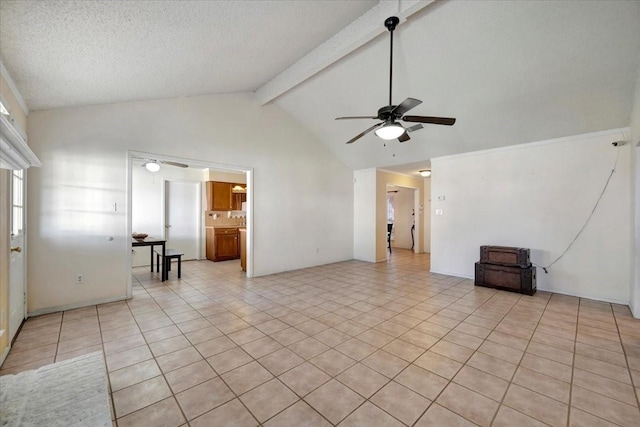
[132,237,167,281]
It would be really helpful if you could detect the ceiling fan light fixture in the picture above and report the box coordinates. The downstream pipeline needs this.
[145,162,160,172]
[375,122,405,140]
[419,170,431,177]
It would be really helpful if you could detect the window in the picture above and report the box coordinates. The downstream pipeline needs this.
[11,169,23,237]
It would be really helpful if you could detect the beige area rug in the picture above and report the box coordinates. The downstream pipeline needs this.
[0,352,112,427]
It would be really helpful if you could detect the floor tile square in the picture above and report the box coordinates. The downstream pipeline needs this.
[156,346,203,373]
[335,338,378,361]
[240,379,299,423]
[191,398,257,427]
[258,347,304,376]
[278,362,331,397]
[395,364,449,400]
[362,350,409,378]
[339,401,404,427]
[310,349,356,376]
[288,337,330,359]
[264,400,330,427]
[109,359,161,392]
[113,376,172,418]
[336,363,389,398]
[492,405,547,427]
[241,336,283,359]
[370,381,431,425]
[453,365,509,402]
[414,350,463,379]
[306,379,365,424]
[503,384,568,427]
[415,403,476,427]
[164,359,217,394]
[117,397,185,427]
[571,384,640,426]
[207,346,253,374]
[513,366,570,403]
[436,382,500,427]
[175,377,234,420]
[221,361,274,395]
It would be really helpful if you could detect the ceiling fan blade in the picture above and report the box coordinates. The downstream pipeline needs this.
[406,124,423,133]
[346,122,384,144]
[398,132,410,143]
[402,116,456,126]
[391,98,422,116]
[335,116,378,120]
[161,160,189,168]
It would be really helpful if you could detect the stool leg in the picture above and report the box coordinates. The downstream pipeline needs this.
[156,253,160,272]
[177,256,182,279]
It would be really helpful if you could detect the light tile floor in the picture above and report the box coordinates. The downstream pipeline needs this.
[2,250,640,426]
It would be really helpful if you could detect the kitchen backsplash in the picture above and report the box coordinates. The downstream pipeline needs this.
[205,211,246,226]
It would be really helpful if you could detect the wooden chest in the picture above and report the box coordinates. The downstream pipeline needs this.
[475,262,536,295]
[480,245,530,268]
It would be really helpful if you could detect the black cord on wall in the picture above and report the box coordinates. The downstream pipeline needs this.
[533,142,623,274]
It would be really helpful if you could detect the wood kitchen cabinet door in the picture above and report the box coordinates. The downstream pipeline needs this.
[214,229,239,260]
[232,192,246,211]
[207,181,232,211]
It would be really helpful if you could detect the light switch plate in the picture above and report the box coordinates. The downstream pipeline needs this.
[435,209,443,215]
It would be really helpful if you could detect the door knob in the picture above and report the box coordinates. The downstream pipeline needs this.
[11,246,22,253]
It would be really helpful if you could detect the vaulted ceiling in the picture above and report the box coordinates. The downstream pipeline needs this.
[2,1,639,175]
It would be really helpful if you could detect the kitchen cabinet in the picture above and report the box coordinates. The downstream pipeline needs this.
[206,181,246,211]
[206,181,232,211]
[232,191,246,211]
[208,227,240,261]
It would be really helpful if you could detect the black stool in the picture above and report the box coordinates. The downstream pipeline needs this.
[154,248,184,279]
[387,223,393,253]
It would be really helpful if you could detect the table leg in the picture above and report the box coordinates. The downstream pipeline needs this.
[161,243,166,281]
[150,246,154,272]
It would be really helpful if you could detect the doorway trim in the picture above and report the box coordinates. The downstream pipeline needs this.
[127,150,254,299]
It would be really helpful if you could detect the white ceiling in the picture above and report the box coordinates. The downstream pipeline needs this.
[2,1,639,175]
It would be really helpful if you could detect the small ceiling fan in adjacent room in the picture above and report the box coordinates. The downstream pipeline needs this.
[336,16,456,144]
[137,158,189,172]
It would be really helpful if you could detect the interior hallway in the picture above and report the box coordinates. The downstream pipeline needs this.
[1,251,640,426]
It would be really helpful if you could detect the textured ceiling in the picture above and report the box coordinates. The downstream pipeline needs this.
[0,0,376,110]
[1,1,639,175]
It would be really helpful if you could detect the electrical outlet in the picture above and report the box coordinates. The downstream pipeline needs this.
[76,274,84,284]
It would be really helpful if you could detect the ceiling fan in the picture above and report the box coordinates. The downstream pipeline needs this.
[137,158,188,172]
[336,16,456,144]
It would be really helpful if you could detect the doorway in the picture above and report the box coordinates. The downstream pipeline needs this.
[9,169,26,342]
[127,151,253,298]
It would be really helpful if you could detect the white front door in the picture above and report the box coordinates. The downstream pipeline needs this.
[165,180,200,260]
[9,169,26,341]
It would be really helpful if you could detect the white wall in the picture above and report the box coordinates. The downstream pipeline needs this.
[131,164,206,267]
[431,128,632,304]
[353,169,377,262]
[423,177,431,253]
[26,93,354,314]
